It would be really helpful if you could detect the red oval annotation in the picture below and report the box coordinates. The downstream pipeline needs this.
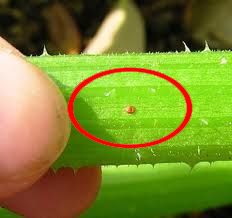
[68,67,193,149]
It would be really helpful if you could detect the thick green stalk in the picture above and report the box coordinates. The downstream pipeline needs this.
[28,51,232,169]
[1,52,232,218]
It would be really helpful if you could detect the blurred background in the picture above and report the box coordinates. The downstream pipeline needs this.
[0,0,232,217]
[0,0,232,56]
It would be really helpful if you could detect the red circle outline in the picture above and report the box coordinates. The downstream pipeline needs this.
[68,67,192,148]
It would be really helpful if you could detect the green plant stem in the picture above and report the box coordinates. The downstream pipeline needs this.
[27,52,232,169]
[1,52,232,218]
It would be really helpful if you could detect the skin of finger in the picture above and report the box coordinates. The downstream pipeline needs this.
[0,37,24,57]
[0,51,71,199]
[1,167,102,218]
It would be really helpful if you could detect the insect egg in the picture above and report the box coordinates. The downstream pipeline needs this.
[124,105,136,114]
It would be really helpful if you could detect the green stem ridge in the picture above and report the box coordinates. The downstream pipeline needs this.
[27,51,232,169]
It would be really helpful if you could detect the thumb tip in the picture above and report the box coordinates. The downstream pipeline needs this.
[0,51,70,199]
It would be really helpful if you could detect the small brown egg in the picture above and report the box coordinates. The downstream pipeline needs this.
[124,105,136,114]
